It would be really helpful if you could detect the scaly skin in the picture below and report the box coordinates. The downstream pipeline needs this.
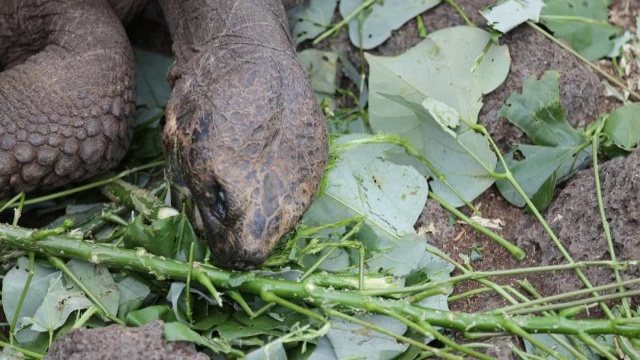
[0,0,135,195]
[0,0,328,269]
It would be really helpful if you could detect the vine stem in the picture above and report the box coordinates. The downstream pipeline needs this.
[590,125,632,318]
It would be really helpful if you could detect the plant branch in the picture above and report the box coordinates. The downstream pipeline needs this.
[2,224,639,338]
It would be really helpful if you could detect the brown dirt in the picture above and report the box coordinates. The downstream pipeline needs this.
[44,321,208,359]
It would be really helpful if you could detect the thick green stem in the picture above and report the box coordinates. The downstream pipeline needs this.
[2,224,639,338]
[101,179,176,221]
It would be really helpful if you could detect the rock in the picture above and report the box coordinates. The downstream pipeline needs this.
[518,149,640,293]
[45,321,208,360]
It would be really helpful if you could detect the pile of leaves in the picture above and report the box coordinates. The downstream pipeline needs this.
[1,0,640,359]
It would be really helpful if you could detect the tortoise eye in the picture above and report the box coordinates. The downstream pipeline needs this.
[203,180,228,222]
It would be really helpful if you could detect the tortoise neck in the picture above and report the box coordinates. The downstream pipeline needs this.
[158,0,293,65]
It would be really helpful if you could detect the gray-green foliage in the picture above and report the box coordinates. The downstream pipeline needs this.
[481,0,544,33]
[339,0,440,49]
[541,0,620,61]
[602,102,640,151]
[496,71,591,210]
[3,258,149,343]
[367,26,510,206]
[302,135,430,278]
[288,0,338,46]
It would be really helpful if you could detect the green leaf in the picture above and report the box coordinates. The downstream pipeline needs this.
[367,26,509,206]
[298,49,339,106]
[26,274,93,333]
[526,169,558,213]
[126,305,177,326]
[288,0,338,45]
[326,315,408,359]
[496,144,589,207]
[340,0,440,49]
[165,322,232,354]
[381,95,498,207]
[124,215,176,258]
[481,0,545,33]
[541,0,620,61]
[602,102,640,151]
[2,258,60,342]
[303,134,429,277]
[134,48,173,125]
[499,71,586,147]
[365,233,428,277]
[524,334,598,359]
[496,71,591,207]
[123,213,206,262]
[66,260,120,316]
[245,342,287,360]
[115,276,150,319]
[408,244,454,312]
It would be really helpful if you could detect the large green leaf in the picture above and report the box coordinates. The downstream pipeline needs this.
[3,258,60,342]
[382,95,498,207]
[134,49,172,125]
[340,0,440,49]
[368,26,510,125]
[303,134,429,277]
[366,26,509,206]
[298,49,339,106]
[541,0,620,61]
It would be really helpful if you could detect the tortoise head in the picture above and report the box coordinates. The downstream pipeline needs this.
[162,63,327,269]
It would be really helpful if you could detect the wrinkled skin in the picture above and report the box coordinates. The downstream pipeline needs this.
[0,0,328,269]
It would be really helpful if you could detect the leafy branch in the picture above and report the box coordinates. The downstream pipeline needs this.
[1,224,639,341]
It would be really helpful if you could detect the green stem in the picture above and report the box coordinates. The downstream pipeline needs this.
[472,124,615,318]
[261,291,326,323]
[364,260,627,297]
[507,289,640,316]
[101,179,176,221]
[429,190,525,260]
[9,252,36,345]
[48,256,125,326]
[578,332,617,360]
[496,277,640,314]
[444,0,474,27]
[3,224,640,337]
[0,161,164,208]
[0,340,43,359]
[312,0,377,45]
[591,131,631,318]
[504,322,564,359]
[325,309,464,360]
